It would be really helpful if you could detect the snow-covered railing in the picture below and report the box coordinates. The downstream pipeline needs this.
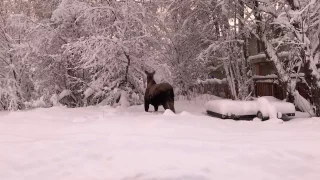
[196,78,227,85]
[188,78,230,99]
[248,51,290,61]
[253,73,305,80]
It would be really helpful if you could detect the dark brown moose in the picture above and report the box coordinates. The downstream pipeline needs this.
[144,70,175,113]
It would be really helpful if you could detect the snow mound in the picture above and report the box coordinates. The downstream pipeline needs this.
[163,109,175,116]
[264,118,284,124]
[180,111,192,116]
[119,91,130,107]
[113,91,130,108]
[50,94,60,106]
[253,117,261,122]
[72,116,88,123]
[257,97,278,119]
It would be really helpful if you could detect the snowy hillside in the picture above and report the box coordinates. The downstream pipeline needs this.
[1,100,319,180]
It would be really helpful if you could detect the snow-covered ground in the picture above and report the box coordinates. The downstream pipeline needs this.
[1,99,320,180]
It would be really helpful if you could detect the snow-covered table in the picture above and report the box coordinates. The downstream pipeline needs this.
[204,96,296,120]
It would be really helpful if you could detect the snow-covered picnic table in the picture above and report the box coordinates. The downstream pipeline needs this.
[205,96,296,120]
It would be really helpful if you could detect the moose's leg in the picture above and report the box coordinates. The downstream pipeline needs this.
[168,101,175,113]
[154,105,158,112]
[163,101,175,113]
[144,101,149,112]
[162,102,169,110]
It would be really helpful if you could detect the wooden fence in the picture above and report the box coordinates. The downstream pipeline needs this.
[189,76,310,101]
[189,81,231,99]
[253,77,310,100]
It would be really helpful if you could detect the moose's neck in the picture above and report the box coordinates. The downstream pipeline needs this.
[147,80,156,87]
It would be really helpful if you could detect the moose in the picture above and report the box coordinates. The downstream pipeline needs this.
[144,70,175,113]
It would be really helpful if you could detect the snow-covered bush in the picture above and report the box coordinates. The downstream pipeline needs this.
[24,96,48,109]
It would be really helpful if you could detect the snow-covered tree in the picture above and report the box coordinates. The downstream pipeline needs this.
[239,0,320,115]
[57,0,165,106]
[0,4,36,110]
[161,0,219,95]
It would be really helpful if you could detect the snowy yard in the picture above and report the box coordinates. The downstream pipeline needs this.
[1,100,320,180]
[1,0,320,179]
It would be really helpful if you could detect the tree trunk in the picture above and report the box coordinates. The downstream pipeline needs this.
[223,57,238,100]
[123,50,131,83]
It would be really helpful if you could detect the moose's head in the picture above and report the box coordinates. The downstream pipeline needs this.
[145,70,156,85]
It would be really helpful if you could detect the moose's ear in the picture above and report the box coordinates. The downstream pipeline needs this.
[144,70,149,75]
[151,71,155,75]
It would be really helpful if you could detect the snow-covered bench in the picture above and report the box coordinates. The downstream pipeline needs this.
[204,96,296,120]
